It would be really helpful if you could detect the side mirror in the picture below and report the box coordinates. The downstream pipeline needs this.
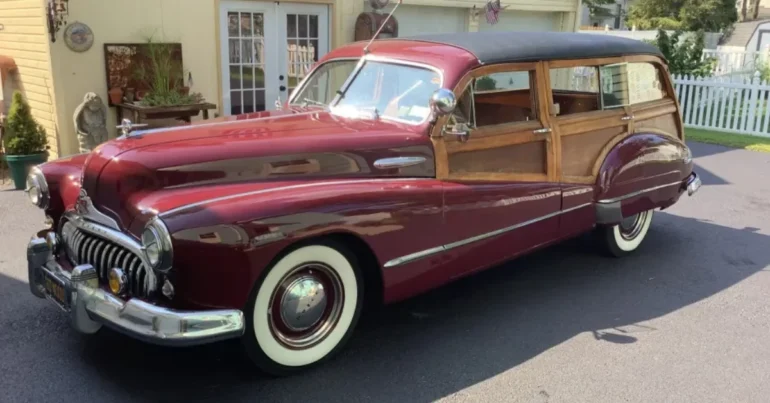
[429,88,457,116]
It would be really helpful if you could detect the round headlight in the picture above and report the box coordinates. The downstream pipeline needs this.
[25,167,49,209]
[142,227,161,267]
[141,217,173,271]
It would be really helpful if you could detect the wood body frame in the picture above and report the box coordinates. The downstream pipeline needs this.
[431,54,682,185]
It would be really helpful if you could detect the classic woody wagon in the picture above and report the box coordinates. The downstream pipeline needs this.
[25,31,700,375]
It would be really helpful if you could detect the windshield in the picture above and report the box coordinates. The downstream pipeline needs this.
[291,59,441,124]
[334,61,441,123]
[291,60,358,107]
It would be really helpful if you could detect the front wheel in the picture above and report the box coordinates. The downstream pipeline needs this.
[242,241,363,376]
[596,209,654,257]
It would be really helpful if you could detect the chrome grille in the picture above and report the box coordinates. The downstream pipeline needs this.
[61,221,153,297]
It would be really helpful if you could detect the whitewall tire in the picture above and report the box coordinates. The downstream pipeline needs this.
[597,209,654,257]
[242,241,363,376]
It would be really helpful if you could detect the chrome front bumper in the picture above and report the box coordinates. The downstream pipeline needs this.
[27,236,245,347]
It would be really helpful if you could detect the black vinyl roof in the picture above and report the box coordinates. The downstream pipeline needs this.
[398,31,665,65]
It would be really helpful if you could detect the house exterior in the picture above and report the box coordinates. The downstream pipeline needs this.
[580,0,634,30]
[0,0,582,158]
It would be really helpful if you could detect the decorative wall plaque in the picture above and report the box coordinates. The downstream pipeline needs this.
[63,22,94,52]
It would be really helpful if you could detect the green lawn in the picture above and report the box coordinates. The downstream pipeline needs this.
[686,128,770,153]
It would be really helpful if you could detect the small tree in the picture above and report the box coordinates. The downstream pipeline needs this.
[650,29,716,77]
[2,91,49,155]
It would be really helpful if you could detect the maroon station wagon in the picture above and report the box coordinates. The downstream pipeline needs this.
[25,31,701,375]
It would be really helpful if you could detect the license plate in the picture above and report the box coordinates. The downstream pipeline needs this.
[42,271,69,309]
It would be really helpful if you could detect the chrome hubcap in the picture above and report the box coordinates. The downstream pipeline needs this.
[269,263,343,349]
[280,276,328,331]
[619,211,647,240]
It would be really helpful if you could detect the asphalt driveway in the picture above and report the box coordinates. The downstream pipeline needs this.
[1,141,769,403]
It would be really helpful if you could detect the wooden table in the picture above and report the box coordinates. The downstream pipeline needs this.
[115,102,218,124]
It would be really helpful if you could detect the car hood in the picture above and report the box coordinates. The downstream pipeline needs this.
[78,109,434,232]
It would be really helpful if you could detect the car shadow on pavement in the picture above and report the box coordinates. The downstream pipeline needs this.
[1,212,768,403]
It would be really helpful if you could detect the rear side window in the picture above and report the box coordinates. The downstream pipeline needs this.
[599,62,667,109]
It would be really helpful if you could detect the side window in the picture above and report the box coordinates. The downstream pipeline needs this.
[599,62,668,109]
[627,62,667,104]
[600,63,629,109]
[472,70,536,127]
[549,66,600,116]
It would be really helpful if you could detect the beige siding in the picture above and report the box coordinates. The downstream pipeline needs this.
[0,0,59,157]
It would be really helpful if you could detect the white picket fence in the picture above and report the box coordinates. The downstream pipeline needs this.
[703,49,770,76]
[673,72,770,137]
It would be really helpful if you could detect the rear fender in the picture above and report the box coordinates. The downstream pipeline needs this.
[594,133,693,225]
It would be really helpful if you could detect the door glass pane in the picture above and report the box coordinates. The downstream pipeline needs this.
[287,14,297,37]
[231,91,242,115]
[228,39,240,63]
[228,13,239,37]
[230,66,242,89]
[242,66,255,89]
[299,15,308,37]
[243,90,255,114]
[253,14,264,36]
[241,39,254,65]
[241,13,253,37]
[310,15,318,37]
[256,90,266,112]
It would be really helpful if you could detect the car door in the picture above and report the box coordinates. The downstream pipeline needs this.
[431,62,562,279]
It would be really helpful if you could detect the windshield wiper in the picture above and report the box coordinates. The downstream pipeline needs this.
[301,98,325,107]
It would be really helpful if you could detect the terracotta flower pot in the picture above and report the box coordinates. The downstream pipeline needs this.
[180,86,190,96]
[108,87,123,105]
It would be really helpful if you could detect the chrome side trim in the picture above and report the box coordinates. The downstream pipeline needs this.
[383,202,593,268]
[158,178,428,218]
[597,180,683,204]
[373,156,427,170]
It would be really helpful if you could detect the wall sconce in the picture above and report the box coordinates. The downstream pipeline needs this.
[46,0,69,42]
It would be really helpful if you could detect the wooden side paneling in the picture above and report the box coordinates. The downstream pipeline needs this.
[0,0,59,156]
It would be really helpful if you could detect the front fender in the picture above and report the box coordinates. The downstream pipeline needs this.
[154,179,444,310]
[595,133,693,224]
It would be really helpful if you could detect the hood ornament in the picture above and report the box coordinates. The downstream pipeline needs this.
[117,118,148,138]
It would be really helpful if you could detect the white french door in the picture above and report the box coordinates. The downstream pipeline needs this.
[220,1,329,116]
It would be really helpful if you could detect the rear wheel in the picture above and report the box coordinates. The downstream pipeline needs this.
[242,241,363,376]
[596,209,654,257]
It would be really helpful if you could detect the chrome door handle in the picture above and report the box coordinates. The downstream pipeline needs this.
[533,128,552,134]
[621,115,635,121]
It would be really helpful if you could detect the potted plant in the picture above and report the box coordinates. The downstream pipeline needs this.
[133,36,204,107]
[2,91,49,190]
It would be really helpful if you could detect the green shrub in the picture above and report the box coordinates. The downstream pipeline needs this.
[648,29,716,78]
[2,91,49,155]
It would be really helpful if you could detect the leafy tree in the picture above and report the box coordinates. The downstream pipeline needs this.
[627,0,737,32]
[2,91,49,155]
[649,29,716,77]
[583,0,618,18]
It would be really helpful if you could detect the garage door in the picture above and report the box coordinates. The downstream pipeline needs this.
[395,5,467,37]
[478,10,561,32]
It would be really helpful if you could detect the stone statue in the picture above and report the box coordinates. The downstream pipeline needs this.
[73,92,109,153]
